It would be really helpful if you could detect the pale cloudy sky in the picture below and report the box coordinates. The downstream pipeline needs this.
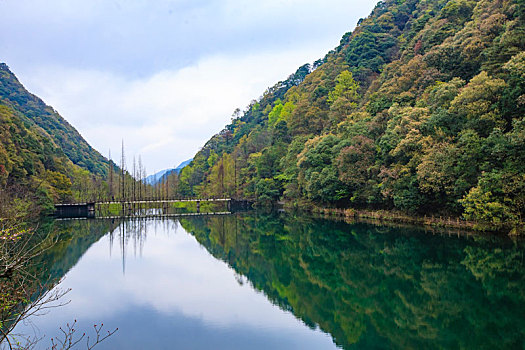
[0,0,378,174]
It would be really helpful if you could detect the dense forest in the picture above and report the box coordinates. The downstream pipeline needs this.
[175,0,525,233]
[1,0,524,233]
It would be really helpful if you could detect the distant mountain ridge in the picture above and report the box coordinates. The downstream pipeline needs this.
[144,158,192,185]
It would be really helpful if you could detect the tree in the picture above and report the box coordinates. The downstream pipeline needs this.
[46,171,73,202]
[268,101,296,128]
[449,71,506,136]
[297,135,348,203]
[328,71,359,122]
[460,186,512,229]
[337,135,377,203]
[255,178,280,205]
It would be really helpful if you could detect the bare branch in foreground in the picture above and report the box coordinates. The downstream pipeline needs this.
[49,321,118,350]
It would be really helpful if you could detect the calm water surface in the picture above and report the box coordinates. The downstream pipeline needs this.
[14,213,525,349]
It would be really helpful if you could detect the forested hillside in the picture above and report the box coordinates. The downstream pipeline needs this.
[178,0,525,233]
[0,64,107,175]
[0,64,111,218]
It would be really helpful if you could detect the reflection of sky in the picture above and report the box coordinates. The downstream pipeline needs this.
[15,220,337,349]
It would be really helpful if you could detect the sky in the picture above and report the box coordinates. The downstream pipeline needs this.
[0,0,378,174]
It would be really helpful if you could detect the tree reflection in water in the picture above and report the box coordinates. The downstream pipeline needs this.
[0,219,120,349]
[3,214,524,349]
[178,213,525,349]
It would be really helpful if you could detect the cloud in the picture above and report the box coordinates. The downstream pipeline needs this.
[36,221,310,328]
[0,0,377,75]
[17,48,325,172]
[1,0,378,171]
[13,220,338,348]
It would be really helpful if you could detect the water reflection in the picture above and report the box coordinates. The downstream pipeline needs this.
[13,216,337,349]
[179,213,525,349]
[10,213,525,349]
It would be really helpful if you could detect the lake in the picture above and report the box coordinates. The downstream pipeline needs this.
[12,213,525,349]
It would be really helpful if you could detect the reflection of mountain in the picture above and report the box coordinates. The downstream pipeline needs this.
[1,219,119,336]
[33,219,120,285]
[179,214,525,349]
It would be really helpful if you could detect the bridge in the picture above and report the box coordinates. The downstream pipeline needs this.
[96,198,231,205]
[54,198,253,219]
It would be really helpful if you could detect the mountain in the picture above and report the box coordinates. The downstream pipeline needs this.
[0,64,108,175]
[175,158,193,171]
[177,0,525,233]
[144,169,171,185]
[0,64,109,218]
[144,158,192,185]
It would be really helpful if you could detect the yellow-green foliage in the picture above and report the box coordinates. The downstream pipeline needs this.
[173,0,525,233]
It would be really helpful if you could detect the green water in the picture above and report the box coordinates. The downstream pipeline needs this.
[179,213,525,349]
[12,213,525,349]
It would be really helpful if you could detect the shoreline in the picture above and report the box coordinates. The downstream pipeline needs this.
[279,202,522,236]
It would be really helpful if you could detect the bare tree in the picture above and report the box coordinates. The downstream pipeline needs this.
[120,140,126,202]
[138,156,143,201]
[108,150,114,201]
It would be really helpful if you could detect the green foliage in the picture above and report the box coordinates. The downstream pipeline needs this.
[207,150,218,167]
[45,170,73,202]
[327,71,359,104]
[337,135,378,203]
[327,71,360,123]
[255,178,280,204]
[297,135,348,203]
[503,51,525,79]
[439,0,475,24]
[268,102,284,127]
[179,0,525,233]
[268,100,296,128]
[449,71,507,135]
[0,65,119,219]
[0,64,108,176]
[460,186,512,227]
[344,30,397,75]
